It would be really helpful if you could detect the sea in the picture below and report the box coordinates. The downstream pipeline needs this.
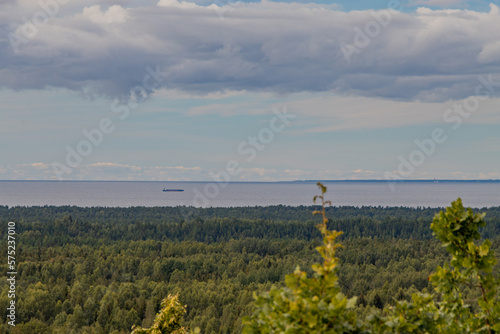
[0,180,499,208]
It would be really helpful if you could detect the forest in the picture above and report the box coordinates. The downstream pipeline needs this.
[1,202,500,333]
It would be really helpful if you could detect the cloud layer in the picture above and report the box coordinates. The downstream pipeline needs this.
[3,162,500,181]
[2,1,500,102]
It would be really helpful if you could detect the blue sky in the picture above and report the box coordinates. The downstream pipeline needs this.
[1,0,500,181]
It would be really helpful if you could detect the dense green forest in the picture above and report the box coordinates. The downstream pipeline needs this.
[1,204,499,333]
[244,187,500,333]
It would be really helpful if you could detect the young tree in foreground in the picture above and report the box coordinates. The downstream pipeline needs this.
[244,183,500,334]
[131,294,189,334]
[369,197,500,333]
[243,183,360,333]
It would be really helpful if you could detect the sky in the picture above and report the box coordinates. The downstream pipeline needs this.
[1,0,500,181]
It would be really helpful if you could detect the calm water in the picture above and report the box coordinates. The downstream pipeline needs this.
[0,181,499,208]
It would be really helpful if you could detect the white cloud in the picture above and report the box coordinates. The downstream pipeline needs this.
[477,40,500,64]
[157,0,202,9]
[83,5,130,24]
[2,2,500,102]
[2,162,500,181]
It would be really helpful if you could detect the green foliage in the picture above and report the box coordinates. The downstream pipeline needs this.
[11,318,51,334]
[371,198,500,333]
[245,186,500,334]
[131,294,188,334]
[4,204,500,243]
[1,197,499,333]
[243,183,360,333]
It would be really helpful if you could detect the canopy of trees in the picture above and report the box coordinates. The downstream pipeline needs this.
[244,184,500,333]
[0,197,499,333]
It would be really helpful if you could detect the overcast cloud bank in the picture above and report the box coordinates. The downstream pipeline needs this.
[2,1,500,102]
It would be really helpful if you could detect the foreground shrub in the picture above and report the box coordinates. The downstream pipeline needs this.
[244,183,500,334]
[131,294,189,334]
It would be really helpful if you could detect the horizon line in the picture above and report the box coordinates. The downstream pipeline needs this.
[1,179,500,183]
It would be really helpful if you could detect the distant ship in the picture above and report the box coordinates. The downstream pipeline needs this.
[163,188,184,192]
